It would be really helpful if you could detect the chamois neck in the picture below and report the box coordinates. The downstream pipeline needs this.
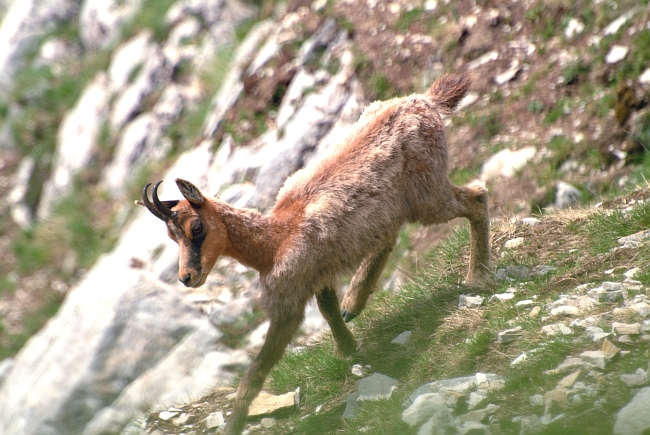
[215,201,279,273]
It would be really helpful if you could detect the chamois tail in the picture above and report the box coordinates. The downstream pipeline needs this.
[425,73,472,114]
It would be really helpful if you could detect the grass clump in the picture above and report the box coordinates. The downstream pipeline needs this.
[583,201,650,254]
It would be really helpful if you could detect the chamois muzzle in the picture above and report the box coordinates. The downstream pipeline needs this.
[142,181,178,222]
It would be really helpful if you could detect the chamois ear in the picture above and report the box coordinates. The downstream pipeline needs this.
[176,178,205,206]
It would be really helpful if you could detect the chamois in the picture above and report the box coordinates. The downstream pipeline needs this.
[139,73,492,435]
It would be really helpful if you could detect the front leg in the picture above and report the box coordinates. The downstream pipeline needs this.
[341,245,394,322]
[224,310,304,435]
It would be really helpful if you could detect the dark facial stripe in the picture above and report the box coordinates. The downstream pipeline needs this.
[186,234,205,270]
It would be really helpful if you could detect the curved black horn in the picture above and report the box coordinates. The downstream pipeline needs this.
[142,183,167,222]
[152,181,178,222]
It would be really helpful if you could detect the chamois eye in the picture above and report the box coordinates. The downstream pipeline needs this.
[191,222,203,236]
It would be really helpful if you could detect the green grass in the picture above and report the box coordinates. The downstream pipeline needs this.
[545,97,570,124]
[465,111,502,142]
[11,181,118,275]
[583,201,650,254]
[562,60,591,85]
[0,291,64,360]
[619,28,650,80]
[256,193,650,434]
[12,230,52,274]
[122,0,177,42]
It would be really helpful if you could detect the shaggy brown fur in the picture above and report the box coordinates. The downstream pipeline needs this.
[140,73,492,435]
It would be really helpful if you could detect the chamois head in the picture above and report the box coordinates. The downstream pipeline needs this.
[139,179,227,288]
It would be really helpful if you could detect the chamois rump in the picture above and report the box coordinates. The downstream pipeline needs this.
[139,72,492,435]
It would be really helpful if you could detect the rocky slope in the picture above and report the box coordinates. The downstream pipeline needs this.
[0,0,649,434]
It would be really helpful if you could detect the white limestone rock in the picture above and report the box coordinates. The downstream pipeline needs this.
[357,373,398,401]
[555,181,581,209]
[402,393,452,428]
[37,73,113,220]
[79,0,143,50]
[480,147,536,181]
[0,0,77,93]
[0,258,250,435]
[614,387,650,435]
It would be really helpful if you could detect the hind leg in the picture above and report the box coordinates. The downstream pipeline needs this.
[316,286,357,356]
[452,183,492,283]
[340,245,394,322]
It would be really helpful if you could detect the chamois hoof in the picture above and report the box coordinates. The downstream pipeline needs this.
[341,309,358,323]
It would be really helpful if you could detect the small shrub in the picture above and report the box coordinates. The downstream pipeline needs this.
[562,60,591,85]
[368,72,394,101]
[12,230,52,274]
[396,7,425,31]
[528,99,544,113]
[619,29,650,80]
[545,98,570,124]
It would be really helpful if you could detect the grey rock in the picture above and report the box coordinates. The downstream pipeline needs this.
[612,322,641,335]
[0,257,250,435]
[0,358,14,388]
[37,73,113,220]
[248,389,299,417]
[490,292,515,303]
[505,265,531,280]
[351,364,366,377]
[618,230,650,246]
[248,50,358,210]
[458,421,490,435]
[203,19,275,138]
[297,18,337,65]
[342,393,359,419]
[504,237,524,249]
[531,265,556,276]
[640,68,650,85]
[459,295,485,308]
[580,351,607,370]
[205,411,225,429]
[513,414,543,435]
[261,417,276,428]
[541,323,573,336]
[391,331,412,345]
[529,394,544,407]
[468,392,486,410]
[494,60,521,85]
[480,146,536,181]
[603,282,625,291]
[605,45,630,64]
[402,393,451,428]
[546,357,595,375]
[585,326,611,343]
[0,0,77,94]
[417,411,455,435]
[456,403,500,425]
[515,300,534,308]
[603,9,637,35]
[7,156,36,228]
[550,305,581,317]
[110,46,169,131]
[108,30,155,90]
[405,376,476,408]
[614,387,650,435]
[497,326,523,344]
[555,181,581,209]
[357,373,398,401]
[79,0,142,50]
[620,369,648,387]
[158,410,179,421]
[102,113,170,196]
[35,37,77,69]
